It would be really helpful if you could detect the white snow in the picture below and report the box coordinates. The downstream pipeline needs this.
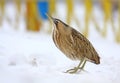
[0,2,120,83]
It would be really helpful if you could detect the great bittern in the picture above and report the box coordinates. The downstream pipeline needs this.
[47,15,100,74]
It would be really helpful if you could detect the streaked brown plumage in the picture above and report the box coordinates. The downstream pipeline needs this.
[47,15,100,73]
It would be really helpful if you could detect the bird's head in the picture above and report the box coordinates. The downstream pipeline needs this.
[46,14,69,31]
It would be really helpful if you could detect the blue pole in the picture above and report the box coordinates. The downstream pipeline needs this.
[37,0,48,20]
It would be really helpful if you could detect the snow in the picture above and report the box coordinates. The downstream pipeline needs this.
[0,2,120,83]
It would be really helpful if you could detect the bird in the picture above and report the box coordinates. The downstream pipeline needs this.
[47,14,100,74]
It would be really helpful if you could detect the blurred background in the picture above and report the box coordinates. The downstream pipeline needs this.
[0,0,120,43]
[0,0,120,83]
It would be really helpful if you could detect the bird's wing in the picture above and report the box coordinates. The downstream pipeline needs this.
[71,28,98,61]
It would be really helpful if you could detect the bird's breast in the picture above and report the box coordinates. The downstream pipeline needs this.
[52,31,78,60]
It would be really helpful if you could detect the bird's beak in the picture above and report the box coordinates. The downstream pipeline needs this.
[46,13,57,25]
[46,14,55,21]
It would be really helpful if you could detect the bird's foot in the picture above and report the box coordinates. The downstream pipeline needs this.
[65,67,80,74]
[64,67,85,74]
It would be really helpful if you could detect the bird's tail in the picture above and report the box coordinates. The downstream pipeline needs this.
[94,55,100,64]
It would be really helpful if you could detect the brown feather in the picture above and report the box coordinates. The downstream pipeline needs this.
[52,18,100,65]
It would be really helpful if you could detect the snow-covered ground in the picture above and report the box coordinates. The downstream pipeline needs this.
[0,2,120,83]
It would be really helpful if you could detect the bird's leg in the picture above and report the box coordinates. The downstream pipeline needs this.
[79,59,87,70]
[65,59,84,74]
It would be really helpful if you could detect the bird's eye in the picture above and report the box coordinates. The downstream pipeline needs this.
[54,19,59,25]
